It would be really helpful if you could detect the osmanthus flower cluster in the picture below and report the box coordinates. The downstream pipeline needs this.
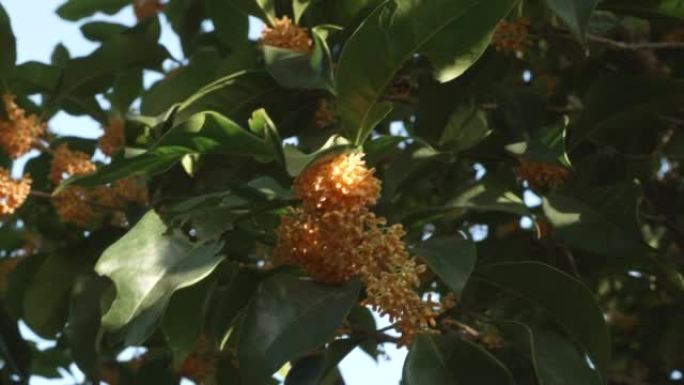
[260,16,312,52]
[274,152,439,344]
[0,94,45,215]
[0,92,148,226]
[50,144,148,226]
[491,18,531,54]
[513,158,570,190]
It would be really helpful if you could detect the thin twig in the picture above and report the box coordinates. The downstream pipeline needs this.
[587,33,684,51]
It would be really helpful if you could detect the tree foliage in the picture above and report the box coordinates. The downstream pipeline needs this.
[0,0,683,384]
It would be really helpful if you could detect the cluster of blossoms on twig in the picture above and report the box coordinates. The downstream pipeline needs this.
[492,18,531,54]
[260,16,313,52]
[513,158,570,190]
[0,93,148,227]
[274,152,441,344]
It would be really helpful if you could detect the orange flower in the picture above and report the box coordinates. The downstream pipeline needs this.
[260,16,312,52]
[133,0,164,21]
[313,99,337,128]
[293,152,381,212]
[492,18,530,54]
[276,153,440,344]
[513,159,569,190]
[0,168,31,216]
[0,94,45,159]
[99,118,125,157]
[178,337,217,383]
[49,144,96,184]
[52,187,97,227]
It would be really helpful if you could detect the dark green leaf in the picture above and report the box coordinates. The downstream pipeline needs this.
[403,333,515,385]
[500,322,604,385]
[542,0,598,40]
[336,0,516,144]
[542,183,647,257]
[411,236,477,295]
[439,104,491,152]
[205,0,250,50]
[80,21,127,42]
[569,75,684,150]
[66,275,112,377]
[477,261,611,372]
[238,273,361,385]
[23,254,89,338]
[0,4,16,79]
[57,0,130,21]
[162,278,214,364]
[66,111,273,188]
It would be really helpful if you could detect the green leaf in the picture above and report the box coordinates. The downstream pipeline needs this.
[238,273,361,385]
[80,21,127,42]
[569,75,684,150]
[542,0,598,40]
[65,275,112,377]
[477,261,611,372]
[142,49,224,116]
[57,0,130,21]
[284,338,359,385]
[500,322,603,385]
[96,211,225,345]
[411,236,477,295]
[603,0,684,19]
[294,0,313,22]
[206,0,250,50]
[506,119,571,167]
[336,0,517,144]
[54,21,168,105]
[66,111,273,188]
[283,135,351,177]
[403,333,515,385]
[542,183,647,257]
[23,254,89,338]
[263,26,335,92]
[109,69,143,114]
[439,104,491,152]
[162,278,214,364]
[347,306,379,359]
[0,4,16,79]
[447,178,528,216]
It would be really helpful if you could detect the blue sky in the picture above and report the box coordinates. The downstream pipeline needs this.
[2,1,406,384]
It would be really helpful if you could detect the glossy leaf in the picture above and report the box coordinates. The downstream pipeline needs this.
[0,3,16,79]
[23,254,89,338]
[403,333,515,385]
[411,236,477,295]
[65,275,112,377]
[238,273,361,385]
[543,183,647,257]
[66,111,273,188]
[439,104,491,152]
[80,21,127,42]
[447,178,529,216]
[500,322,604,385]
[569,75,684,150]
[477,261,611,372]
[96,211,225,345]
[336,0,516,144]
[542,0,598,39]
[263,26,335,92]
[206,0,250,50]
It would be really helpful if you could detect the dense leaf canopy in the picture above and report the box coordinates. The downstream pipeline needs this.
[0,0,683,384]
